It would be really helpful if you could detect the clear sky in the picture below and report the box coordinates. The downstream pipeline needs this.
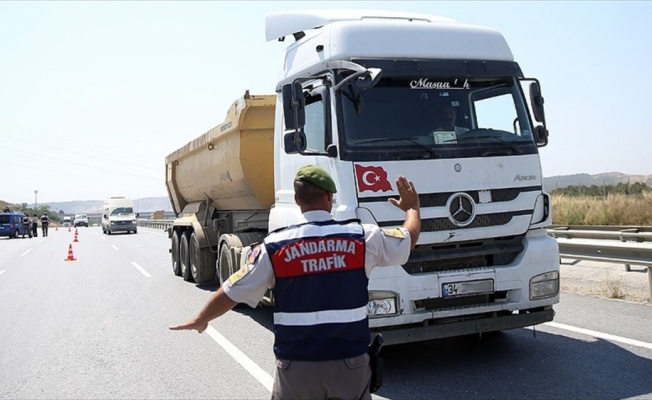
[1,1,650,204]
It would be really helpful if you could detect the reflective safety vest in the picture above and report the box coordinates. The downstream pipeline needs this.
[264,218,369,361]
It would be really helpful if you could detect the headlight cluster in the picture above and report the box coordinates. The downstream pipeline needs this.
[530,271,559,300]
[367,291,398,318]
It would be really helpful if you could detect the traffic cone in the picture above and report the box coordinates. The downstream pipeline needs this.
[68,226,71,232]
[56,226,58,231]
[64,244,77,261]
[73,231,79,242]
[75,228,78,235]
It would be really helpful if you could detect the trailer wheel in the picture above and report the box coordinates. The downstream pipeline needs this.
[171,230,181,276]
[180,231,193,282]
[190,232,216,284]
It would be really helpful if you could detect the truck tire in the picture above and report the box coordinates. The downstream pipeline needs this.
[217,234,242,287]
[171,230,182,276]
[180,231,193,282]
[217,232,266,286]
[190,232,216,284]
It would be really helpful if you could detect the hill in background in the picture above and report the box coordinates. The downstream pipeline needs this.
[543,172,652,191]
[42,197,174,215]
[2,197,173,215]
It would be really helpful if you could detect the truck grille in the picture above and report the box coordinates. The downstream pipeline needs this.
[402,235,524,274]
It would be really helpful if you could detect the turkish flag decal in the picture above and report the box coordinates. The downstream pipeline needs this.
[355,165,392,192]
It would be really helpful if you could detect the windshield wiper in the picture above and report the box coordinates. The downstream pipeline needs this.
[353,137,441,158]
[456,135,524,156]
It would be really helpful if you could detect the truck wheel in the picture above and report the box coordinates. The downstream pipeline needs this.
[171,230,182,276]
[180,231,193,282]
[190,232,216,285]
[217,234,242,287]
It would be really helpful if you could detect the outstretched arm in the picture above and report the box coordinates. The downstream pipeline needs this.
[169,287,238,333]
[388,175,421,248]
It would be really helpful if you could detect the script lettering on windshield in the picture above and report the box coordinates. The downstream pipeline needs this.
[410,78,470,90]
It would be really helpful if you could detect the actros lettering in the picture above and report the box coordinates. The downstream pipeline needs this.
[514,175,537,181]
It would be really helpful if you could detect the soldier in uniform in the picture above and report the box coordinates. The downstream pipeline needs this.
[41,213,50,237]
[170,165,420,400]
[32,214,39,237]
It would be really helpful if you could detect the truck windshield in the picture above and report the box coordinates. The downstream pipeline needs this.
[110,208,133,216]
[337,74,538,161]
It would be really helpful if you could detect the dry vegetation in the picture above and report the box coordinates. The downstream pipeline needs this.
[552,192,652,226]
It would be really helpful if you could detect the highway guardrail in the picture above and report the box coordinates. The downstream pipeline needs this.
[549,225,652,300]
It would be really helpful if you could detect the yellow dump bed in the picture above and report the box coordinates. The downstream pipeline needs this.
[165,92,276,214]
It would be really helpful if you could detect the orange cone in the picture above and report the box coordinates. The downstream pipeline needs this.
[64,244,77,261]
[68,226,71,232]
[56,226,58,231]
[75,228,78,235]
[73,232,79,242]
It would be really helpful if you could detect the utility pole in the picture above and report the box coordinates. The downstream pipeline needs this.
[34,190,38,209]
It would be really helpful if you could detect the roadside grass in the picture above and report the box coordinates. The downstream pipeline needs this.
[552,192,652,226]
[605,275,626,299]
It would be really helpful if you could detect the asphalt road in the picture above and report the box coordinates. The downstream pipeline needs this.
[0,227,650,399]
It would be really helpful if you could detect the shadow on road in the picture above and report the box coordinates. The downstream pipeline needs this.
[377,328,651,400]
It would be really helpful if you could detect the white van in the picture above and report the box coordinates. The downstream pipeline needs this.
[102,197,137,235]
[73,213,89,227]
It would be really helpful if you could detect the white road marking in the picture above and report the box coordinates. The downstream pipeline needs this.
[205,326,274,392]
[141,229,168,237]
[21,249,32,256]
[0,270,5,276]
[111,244,119,251]
[544,321,652,350]
[131,262,151,278]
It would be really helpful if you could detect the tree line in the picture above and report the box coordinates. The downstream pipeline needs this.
[2,203,62,222]
[550,182,651,197]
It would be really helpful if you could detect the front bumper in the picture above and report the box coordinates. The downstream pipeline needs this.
[109,222,136,232]
[372,307,555,345]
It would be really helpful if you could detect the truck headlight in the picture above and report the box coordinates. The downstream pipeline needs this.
[367,291,398,318]
[530,271,559,300]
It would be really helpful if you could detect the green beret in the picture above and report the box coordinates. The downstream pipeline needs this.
[295,165,337,193]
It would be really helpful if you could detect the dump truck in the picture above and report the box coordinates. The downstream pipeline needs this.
[165,9,560,345]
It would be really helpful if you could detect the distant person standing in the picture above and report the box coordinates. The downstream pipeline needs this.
[41,213,50,237]
[32,214,38,237]
[22,215,32,238]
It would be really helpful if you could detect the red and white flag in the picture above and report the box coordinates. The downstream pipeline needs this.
[355,165,392,192]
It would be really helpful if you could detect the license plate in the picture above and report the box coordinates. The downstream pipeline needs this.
[442,279,494,298]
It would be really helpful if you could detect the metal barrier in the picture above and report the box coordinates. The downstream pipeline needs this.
[137,219,174,232]
[548,225,652,300]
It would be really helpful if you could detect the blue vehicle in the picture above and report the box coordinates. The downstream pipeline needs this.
[0,212,31,239]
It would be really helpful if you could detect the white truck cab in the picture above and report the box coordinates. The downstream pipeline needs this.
[268,10,558,344]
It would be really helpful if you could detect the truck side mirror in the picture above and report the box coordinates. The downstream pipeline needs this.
[529,81,545,123]
[534,126,549,147]
[283,131,307,154]
[282,82,305,131]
